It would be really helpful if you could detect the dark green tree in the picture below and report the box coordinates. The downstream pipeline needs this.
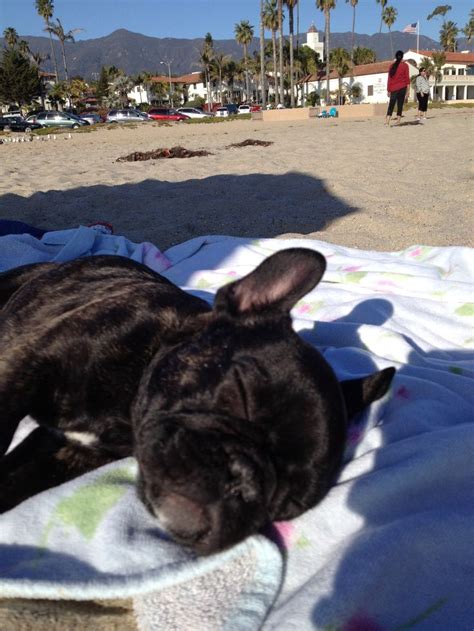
[96,65,110,101]
[0,47,41,107]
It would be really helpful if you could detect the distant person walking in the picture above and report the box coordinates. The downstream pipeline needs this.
[415,68,430,123]
[385,50,411,127]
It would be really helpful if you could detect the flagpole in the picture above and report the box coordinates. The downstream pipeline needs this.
[417,20,420,53]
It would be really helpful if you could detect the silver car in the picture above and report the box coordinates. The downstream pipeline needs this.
[176,107,212,119]
[79,112,102,125]
[106,109,149,123]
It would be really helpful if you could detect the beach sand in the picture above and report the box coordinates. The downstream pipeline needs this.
[0,107,472,631]
[1,106,472,252]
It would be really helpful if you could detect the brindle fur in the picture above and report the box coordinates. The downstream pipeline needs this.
[0,251,394,554]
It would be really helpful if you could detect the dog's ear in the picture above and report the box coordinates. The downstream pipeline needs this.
[214,249,326,317]
[340,367,395,421]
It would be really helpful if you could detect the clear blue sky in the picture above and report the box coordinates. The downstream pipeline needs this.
[1,0,471,42]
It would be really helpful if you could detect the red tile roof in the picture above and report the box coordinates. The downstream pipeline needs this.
[304,60,394,82]
[412,50,474,64]
[151,73,202,85]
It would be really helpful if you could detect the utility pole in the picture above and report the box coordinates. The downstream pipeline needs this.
[160,60,173,107]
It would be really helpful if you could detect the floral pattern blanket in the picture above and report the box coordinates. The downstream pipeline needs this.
[0,233,472,631]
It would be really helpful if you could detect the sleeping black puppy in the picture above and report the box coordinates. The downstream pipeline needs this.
[0,249,394,555]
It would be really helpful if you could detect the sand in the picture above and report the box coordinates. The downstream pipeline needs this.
[1,106,473,252]
[0,107,472,631]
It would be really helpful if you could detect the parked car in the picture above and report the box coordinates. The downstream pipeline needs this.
[215,104,239,117]
[176,107,211,119]
[26,111,90,129]
[0,116,42,132]
[106,109,149,123]
[79,112,103,125]
[147,108,190,121]
[214,107,229,118]
[238,104,252,114]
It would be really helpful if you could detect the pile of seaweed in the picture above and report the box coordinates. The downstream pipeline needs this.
[226,139,273,148]
[117,146,213,162]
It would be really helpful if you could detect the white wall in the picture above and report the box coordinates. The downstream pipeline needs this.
[305,67,418,104]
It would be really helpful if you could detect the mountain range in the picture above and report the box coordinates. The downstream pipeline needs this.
[0,28,469,80]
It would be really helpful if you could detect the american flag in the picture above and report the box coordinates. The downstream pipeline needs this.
[403,22,418,34]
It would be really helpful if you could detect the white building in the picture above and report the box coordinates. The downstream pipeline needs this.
[302,24,325,61]
[302,49,474,106]
[302,60,418,105]
[404,49,474,101]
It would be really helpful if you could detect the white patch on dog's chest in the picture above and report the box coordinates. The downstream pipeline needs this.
[64,431,99,447]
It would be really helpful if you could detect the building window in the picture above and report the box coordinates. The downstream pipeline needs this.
[193,83,196,89]
[458,68,465,75]
[368,85,374,96]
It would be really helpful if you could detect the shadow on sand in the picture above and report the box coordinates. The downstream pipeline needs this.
[0,172,358,250]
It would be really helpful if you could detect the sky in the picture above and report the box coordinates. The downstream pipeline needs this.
[1,0,472,43]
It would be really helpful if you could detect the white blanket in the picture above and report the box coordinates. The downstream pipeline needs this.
[1,235,473,631]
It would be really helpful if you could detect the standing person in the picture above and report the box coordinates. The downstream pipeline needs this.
[385,50,411,127]
[415,68,430,123]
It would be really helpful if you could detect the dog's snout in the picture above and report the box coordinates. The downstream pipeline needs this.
[155,492,210,544]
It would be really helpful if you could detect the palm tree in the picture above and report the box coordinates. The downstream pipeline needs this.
[223,58,238,102]
[427,5,453,21]
[382,6,397,58]
[345,81,363,103]
[259,0,267,107]
[345,0,358,60]
[3,27,18,48]
[111,73,134,108]
[285,0,298,107]
[48,80,67,109]
[235,20,254,102]
[29,49,50,108]
[277,1,284,105]
[316,0,336,106]
[35,0,59,80]
[263,1,279,106]
[352,46,376,65]
[432,50,446,99]
[45,18,83,82]
[210,52,231,105]
[18,40,31,57]
[295,45,322,103]
[375,0,387,33]
[199,33,214,110]
[463,10,474,49]
[330,47,351,104]
[439,20,459,51]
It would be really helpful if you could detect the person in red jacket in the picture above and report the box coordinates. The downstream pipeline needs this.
[385,50,411,126]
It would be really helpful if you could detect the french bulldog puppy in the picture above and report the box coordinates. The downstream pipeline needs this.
[0,249,394,554]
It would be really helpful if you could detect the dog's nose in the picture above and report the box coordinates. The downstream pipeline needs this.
[154,492,210,544]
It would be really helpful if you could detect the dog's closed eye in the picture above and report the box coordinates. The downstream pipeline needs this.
[225,456,260,503]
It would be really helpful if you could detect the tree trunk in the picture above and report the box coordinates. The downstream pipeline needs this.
[206,69,212,111]
[260,0,266,107]
[60,40,69,83]
[272,31,278,105]
[289,5,295,107]
[296,0,300,51]
[351,5,356,60]
[389,29,393,59]
[325,9,330,105]
[47,29,59,80]
[244,43,250,102]
[278,0,284,105]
